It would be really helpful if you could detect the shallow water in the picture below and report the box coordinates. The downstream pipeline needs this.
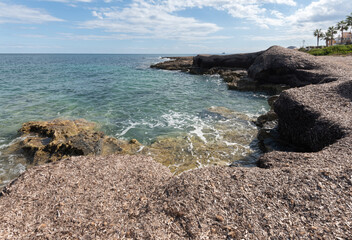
[0,54,269,186]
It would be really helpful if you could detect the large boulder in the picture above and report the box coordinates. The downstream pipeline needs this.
[248,46,338,87]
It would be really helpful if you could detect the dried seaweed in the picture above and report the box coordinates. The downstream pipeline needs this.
[1,48,352,239]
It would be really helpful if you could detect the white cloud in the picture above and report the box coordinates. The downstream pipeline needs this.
[80,1,223,40]
[75,0,350,45]
[59,32,230,41]
[0,2,63,24]
[44,0,93,2]
[287,0,350,27]
[79,0,298,40]
[275,0,352,43]
[250,33,312,41]
[162,0,296,28]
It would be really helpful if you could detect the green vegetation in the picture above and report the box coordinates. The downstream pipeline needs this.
[308,45,352,56]
[308,12,352,55]
[312,12,352,47]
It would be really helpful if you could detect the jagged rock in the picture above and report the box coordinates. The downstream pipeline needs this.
[18,119,142,165]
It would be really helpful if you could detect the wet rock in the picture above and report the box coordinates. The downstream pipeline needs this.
[18,119,142,165]
[255,110,277,128]
[227,77,257,91]
[256,108,279,153]
[267,95,279,109]
[203,106,253,122]
[257,124,296,153]
[145,107,259,174]
[129,139,139,144]
[227,79,290,94]
[217,69,247,82]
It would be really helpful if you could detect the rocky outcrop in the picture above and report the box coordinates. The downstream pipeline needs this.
[152,46,348,93]
[17,119,142,165]
[150,57,193,72]
[192,51,264,70]
[248,46,339,87]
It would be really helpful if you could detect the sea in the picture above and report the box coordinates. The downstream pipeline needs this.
[0,54,269,187]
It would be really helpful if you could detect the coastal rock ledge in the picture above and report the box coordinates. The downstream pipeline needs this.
[1,46,352,239]
[14,119,142,165]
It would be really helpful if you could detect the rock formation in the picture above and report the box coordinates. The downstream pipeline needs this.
[248,46,340,87]
[17,119,142,165]
[150,57,193,72]
[1,46,352,239]
[192,51,264,69]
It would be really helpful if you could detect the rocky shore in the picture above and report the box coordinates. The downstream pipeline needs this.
[0,46,351,239]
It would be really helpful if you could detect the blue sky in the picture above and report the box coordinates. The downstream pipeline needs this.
[0,0,351,53]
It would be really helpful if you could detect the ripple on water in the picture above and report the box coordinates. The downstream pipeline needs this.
[140,106,262,174]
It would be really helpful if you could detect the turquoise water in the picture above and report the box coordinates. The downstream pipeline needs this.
[0,54,269,185]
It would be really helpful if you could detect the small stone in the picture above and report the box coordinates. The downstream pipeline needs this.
[129,139,138,144]
[215,215,224,222]
[228,231,238,238]
[37,223,46,231]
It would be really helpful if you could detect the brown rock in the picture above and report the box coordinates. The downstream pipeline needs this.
[215,215,224,222]
[150,57,193,72]
[18,119,143,165]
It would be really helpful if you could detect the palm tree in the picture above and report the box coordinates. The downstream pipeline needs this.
[327,26,337,46]
[346,13,352,44]
[346,13,352,33]
[313,29,324,46]
[323,32,331,47]
[336,20,348,44]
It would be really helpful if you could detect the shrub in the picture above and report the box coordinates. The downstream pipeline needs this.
[308,45,352,56]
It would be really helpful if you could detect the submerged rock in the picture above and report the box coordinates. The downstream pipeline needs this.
[17,119,142,165]
[145,107,260,174]
[4,114,260,174]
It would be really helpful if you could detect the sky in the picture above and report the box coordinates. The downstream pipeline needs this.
[0,0,351,54]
